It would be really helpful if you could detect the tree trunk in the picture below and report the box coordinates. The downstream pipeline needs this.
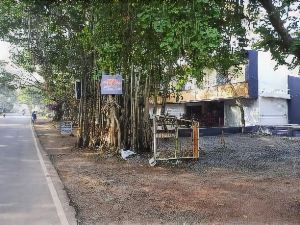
[236,99,245,133]
[258,0,300,59]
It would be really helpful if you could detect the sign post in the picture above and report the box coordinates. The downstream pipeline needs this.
[60,121,73,135]
[74,80,81,100]
[100,74,123,95]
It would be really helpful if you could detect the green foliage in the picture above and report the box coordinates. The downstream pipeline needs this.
[17,86,44,105]
[0,61,18,89]
[0,0,248,150]
[0,1,247,93]
[0,79,17,112]
[248,0,300,68]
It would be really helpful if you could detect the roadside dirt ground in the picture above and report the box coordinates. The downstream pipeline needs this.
[34,120,300,225]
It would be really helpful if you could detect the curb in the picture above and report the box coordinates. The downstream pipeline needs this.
[31,122,78,225]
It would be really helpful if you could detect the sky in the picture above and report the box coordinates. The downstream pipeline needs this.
[0,41,11,62]
[0,41,44,84]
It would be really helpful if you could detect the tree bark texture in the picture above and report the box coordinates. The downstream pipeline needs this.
[258,0,300,59]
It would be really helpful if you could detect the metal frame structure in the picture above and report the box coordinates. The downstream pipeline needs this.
[150,115,200,165]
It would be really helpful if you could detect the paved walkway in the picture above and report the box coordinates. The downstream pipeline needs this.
[0,114,70,225]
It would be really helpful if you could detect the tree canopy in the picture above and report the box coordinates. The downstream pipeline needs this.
[0,0,250,151]
[248,0,300,68]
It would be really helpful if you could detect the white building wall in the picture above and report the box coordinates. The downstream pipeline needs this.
[244,99,260,126]
[257,51,292,99]
[149,104,185,118]
[224,99,259,127]
[258,97,288,125]
[257,51,292,125]
[224,101,242,127]
[165,104,185,118]
[149,104,162,118]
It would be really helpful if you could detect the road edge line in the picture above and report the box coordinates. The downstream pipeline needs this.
[30,122,71,225]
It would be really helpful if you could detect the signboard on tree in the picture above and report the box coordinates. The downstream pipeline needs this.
[74,80,81,99]
[60,121,73,135]
[100,75,122,95]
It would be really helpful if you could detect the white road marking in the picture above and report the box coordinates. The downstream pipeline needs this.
[30,122,70,225]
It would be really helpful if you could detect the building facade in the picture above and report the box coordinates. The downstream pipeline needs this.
[150,50,300,127]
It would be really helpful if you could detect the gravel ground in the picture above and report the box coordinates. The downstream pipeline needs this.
[157,134,300,177]
[157,137,195,158]
[35,121,300,225]
[194,134,300,176]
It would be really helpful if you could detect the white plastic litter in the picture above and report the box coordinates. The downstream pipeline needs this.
[149,157,157,166]
[121,149,136,160]
[257,126,272,135]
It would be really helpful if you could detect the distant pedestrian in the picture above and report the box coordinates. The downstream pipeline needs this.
[32,111,37,123]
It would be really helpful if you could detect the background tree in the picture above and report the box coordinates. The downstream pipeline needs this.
[248,0,300,68]
[0,0,247,152]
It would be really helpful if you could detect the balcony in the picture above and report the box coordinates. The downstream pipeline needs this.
[158,81,250,104]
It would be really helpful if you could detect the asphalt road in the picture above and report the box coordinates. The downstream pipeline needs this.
[0,114,69,225]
